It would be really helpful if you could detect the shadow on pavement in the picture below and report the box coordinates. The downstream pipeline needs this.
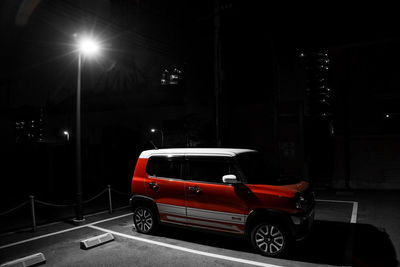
[291,220,398,266]
[155,220,398,266]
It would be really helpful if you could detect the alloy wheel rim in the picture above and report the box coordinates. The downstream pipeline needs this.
[135,208,153,232]
[255,224,285,255]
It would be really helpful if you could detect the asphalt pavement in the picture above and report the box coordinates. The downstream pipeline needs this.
[0,191,399,267]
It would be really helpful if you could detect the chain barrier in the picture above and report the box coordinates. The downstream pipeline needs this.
[1,185,128,232]
[0,200,29,216]
[82,188,107,204]
[34,188,108,207]
[35,200,75,208]
[111,188,131,196]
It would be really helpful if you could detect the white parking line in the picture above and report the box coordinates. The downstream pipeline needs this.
[316,199,358,223]
[88,225,283,267]
[0,213,133,250]
[350,202,358,223]
[315,199,354,204]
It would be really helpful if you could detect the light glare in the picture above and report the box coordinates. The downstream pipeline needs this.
[78,37,100,56]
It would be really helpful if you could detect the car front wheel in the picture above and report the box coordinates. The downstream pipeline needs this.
[250,222,291,257]
[133,206,157,234]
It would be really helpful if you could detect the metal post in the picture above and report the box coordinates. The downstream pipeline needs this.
[343,85,351,190]
[74,52,84,223]
[108,185,113,214]
[160,130,164,148]
[214,0,222,147]
[29,195,36,232]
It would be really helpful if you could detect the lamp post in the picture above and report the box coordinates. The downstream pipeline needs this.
[150,128,164,148]
[74,34,100,223]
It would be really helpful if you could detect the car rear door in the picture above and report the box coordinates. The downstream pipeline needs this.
[184,155,249,234]
[145,155,187,224]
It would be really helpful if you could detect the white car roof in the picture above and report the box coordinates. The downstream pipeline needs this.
[139,148,257,158]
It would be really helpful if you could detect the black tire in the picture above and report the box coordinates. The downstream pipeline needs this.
[133,206,158,234]
[250,221,292,257]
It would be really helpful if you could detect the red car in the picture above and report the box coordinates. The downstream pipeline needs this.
[130,148,315,257]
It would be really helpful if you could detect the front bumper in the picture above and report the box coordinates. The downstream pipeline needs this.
[290,207,315,241]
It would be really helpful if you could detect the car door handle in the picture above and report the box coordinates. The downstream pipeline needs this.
[188,186,202,194]
[148,182,159,190]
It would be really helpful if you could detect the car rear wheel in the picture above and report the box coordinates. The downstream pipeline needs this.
[250,222,291,257]
[133,206,157,234]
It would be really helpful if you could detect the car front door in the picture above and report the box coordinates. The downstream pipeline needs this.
[184,156,249,234]
[144,155,186,225]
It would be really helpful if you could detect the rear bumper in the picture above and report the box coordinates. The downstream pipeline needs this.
[290,208,315,241]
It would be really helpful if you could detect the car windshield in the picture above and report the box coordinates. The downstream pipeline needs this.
[236,152,301,185]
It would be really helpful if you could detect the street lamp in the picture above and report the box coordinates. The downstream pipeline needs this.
[63,130,70,143]
[74,34,101,223]
[150,128,164,148]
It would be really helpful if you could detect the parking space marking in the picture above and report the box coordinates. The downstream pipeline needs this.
[316,199,358,223]
[316,199,354,204]
[350,202,358,223]
[88,225,283,267]
[0,213,133,250]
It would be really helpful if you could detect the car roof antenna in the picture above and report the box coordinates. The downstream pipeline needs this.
[149,140,158,149]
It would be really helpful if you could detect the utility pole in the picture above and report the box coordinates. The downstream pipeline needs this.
[214,0,222,147]
[343,85,351,189]
[271,40,280,167]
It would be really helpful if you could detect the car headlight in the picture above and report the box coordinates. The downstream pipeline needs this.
[295,193,306,209]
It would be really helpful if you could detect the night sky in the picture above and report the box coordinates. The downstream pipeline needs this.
[2,0,400,196]
[2,2,400,108]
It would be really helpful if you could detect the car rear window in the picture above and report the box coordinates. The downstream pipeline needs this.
[146,156,182,179]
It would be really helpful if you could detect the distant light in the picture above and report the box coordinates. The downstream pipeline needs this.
[150,129,156,133]
[63,131,69,135]
[299,53,305,57]
[385,114,390,118]
[78,37,100,56]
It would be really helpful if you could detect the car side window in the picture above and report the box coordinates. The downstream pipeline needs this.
[146,156,182,179]
[187,156,235,183]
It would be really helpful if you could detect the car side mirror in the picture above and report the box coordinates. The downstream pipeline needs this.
[222,174,239,184]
